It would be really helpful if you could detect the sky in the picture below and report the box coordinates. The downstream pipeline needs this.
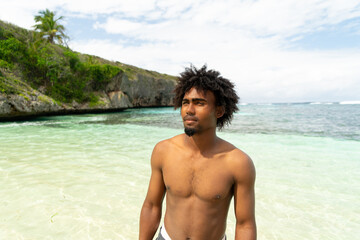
[1,0,360,103]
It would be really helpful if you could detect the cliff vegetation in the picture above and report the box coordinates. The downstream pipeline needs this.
[0,20,177,120]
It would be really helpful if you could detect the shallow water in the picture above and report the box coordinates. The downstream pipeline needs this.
[0,104,359,239]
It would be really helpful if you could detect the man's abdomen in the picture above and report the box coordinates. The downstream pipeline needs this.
[164,194,231,240]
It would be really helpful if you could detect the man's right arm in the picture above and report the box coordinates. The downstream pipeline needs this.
[139,142,166,240]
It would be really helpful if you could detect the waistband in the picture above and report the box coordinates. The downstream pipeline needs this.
[157,225,226,240]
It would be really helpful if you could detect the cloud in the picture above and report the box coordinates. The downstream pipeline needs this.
[60,0,158,17]
[0,1,60,28]
[1,0,360,102]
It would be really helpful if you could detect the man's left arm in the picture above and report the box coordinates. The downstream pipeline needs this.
[232,151,256,240]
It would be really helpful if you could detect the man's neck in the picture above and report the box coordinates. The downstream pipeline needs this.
[184,128,218,155]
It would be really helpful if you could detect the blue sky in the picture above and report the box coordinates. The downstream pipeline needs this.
[1,0,360,103]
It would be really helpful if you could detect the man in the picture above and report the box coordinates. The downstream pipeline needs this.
[139,65,256,240]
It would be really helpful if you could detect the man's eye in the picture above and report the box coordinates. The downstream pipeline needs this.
[197,102,204,105]
[182,102,188,105]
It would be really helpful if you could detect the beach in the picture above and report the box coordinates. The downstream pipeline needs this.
[0,103,359,239]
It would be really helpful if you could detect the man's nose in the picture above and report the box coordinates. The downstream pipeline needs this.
[186,103,195,115]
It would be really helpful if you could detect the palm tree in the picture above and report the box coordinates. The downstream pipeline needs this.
[33,9,69,45]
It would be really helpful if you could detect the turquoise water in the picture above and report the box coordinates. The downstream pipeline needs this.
[0,104,359,239]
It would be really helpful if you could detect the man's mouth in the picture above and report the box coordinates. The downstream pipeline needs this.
[183,116,198,122]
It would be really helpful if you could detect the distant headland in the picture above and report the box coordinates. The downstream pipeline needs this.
[0,20,177,121]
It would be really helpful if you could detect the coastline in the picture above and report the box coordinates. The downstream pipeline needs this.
[0,71,176,121]
[0,105,174,122]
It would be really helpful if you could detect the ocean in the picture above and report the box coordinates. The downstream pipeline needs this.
[0,102,359,239]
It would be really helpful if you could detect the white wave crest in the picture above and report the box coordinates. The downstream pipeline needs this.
[339,101,360,105]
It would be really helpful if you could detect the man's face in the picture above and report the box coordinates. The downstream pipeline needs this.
[181,87,219,136]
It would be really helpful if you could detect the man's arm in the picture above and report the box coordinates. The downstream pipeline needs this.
[139,143,166,240]
[232,151,256,240]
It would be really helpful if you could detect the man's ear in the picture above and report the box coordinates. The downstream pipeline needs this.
[216,106,225,119]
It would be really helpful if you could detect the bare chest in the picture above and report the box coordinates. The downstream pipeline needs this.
[162,155,234,201]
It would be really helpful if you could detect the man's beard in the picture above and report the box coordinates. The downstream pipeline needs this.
[184,127,197,137]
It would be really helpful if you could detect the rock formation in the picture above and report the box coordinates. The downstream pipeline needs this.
[0,71,176,121]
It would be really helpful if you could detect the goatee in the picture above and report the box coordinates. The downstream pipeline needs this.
[184,127,197,137]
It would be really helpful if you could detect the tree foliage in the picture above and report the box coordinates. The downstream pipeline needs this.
[0,20,122,103]
[33,9,69,45]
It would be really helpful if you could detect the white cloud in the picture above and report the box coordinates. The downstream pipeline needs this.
[60,0,157,16]
[0,1,60,28]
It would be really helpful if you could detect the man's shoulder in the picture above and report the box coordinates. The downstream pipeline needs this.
[217,138,248,159]
[219,141,255,181]
[227,147,251,162]
[153,134,184,153]
[151,134,184,167]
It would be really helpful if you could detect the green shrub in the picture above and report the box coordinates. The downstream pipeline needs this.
[64,50,81,71]
[88,64,122,90]
[19,93,30,101]
[0,27,4,39]
[88,93,100,106]
[0,59,12,69]
[0,77,19,94]
[38,95,51,104]
[0,37,26,62]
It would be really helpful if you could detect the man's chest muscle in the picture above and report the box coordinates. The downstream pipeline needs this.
[163,156,233,200]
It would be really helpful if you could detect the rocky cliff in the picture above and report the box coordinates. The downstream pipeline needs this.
[0,20,177,121]
[0,70,176,121]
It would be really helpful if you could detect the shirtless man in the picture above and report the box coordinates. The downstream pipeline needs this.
[139,65,256,240]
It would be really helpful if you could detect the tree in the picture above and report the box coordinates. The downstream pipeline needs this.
[33,9,69,45]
